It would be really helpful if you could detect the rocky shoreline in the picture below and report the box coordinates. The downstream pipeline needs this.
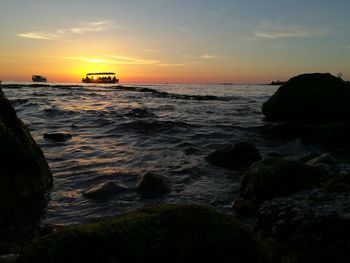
[1,73,350,262]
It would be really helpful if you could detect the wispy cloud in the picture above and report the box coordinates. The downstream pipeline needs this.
[176,27,189,33]
[158,63,185,67]
[144,49,157,53]
[17,32,60,40]
[254,22,328,39]
[200,54,218,59]
[68,21,120,34]
[50,55,159,65]
[18,20,121,41]
[108,55,159,65]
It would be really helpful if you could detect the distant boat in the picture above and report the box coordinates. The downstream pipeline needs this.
[270,80,286,85]
[32,75,47,82]
[82,72,119,84]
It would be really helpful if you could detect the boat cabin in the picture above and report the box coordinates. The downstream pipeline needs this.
[32,75,47,82]
[82,72,119,84]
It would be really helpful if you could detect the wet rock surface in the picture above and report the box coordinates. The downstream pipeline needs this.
[136,172,172,197]
[83,181,128,199]
[256,189,350,262]
[206,142,261,168]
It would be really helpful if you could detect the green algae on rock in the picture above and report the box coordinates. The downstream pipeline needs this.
[18,205,272,263]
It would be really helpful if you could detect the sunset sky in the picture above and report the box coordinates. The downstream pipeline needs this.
[1,0,350,83]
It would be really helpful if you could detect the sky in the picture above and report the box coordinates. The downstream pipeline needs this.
[0,0,350,83]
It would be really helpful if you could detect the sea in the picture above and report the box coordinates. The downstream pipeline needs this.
[1,82,331,225]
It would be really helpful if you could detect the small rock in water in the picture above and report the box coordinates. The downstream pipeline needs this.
[206,142,261,168]
[83,181,128,199]
[43,132,72,142]
[136,172,171,197]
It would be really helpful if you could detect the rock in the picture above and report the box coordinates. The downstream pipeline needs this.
[0,87,52,252]
[0,254,19,263]
[0,88,52,197]
[306,152,336,166]
[43,132,72,142]
[265,121,350,147]
[262,73,350,123]
[83,181,128,199]
[285,152,319,163]
[256,189,350,262]
[206,142,261,168]
[17,205,271,263]
[240,158,331,206]
[136,172,171,197]
[326,173,350,192]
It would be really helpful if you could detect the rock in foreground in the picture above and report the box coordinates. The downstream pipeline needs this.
[240,158,331,206]
[0,88,52,197]
[18,205,271,263]
[262,73,350,123]
[256,189,350,262]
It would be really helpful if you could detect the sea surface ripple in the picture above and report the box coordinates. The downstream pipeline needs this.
[2,82,327,225]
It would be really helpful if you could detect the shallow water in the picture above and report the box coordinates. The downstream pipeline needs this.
[2,82,331,225]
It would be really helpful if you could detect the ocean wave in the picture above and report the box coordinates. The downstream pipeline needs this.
[115,119,194,134]
[116,85,228,101]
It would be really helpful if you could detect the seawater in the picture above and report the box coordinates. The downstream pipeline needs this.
[2,83,325,225]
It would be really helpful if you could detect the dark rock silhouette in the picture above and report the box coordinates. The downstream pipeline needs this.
[136,172,171,197]
[0,87,52,254]
[0,88,52,197]
[17,205,271,263]
[240,158,331,206]
[206,142,261,168]
[265,121,350,146]
[262,73,350,123]
[256,189,350,262]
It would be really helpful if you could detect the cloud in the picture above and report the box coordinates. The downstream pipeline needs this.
[254,22,328,39]
[200,54,218,59]
[144,49,157,53]
[17,32,60,40]
[158,63,185,67]
[176,27,189,33]
[18,20,121,41]
[69,21,120,34]
[51,55,159,65]
[108,55,159,65]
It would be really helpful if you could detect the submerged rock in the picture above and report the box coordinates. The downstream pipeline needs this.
[83,181,128,199]
[18,205,271,263]
[43,132,72,142]
[262,73,350,123]
[206,142,261,168]
[136,172,171,197]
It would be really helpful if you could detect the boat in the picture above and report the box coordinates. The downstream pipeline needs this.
[32,75,47,82]
[82,72,119,84]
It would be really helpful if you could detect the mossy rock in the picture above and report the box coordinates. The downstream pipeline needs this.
[18,205,271,263]
[241,158,331,205]
[262,73,350,123]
